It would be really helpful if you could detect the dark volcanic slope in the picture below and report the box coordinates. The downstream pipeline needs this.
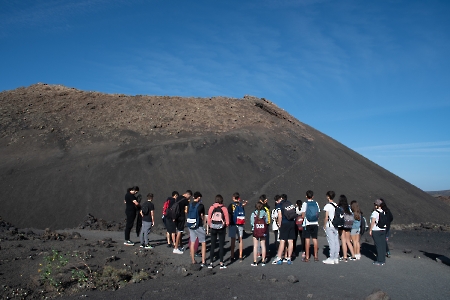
[1,83,449,229]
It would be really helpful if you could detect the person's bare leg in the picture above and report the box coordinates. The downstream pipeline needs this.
[277,240,286,259]
[253,237,258,262]
[190,240,196,263]
[313,238,318,259]
[287,240,293,258]
[239,236,243,258]
[305,238,311,259]
[201,242,206,264]
[230,238,236,259]
[261,238,266,263]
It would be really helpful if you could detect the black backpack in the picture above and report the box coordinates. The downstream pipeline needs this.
[376,210,388,228]
[332,204,345,228]
[168,198,181,220]
[282,200,297,221]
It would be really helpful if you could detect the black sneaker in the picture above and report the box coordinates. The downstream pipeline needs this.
[124,240,134,246]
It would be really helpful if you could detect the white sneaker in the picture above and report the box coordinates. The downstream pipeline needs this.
[173,248,183,254]
[334,259,339,264]
[322,258,335,264]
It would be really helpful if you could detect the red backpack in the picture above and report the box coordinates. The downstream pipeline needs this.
[295,215,304,231]
[162,198,171,216]
[253,211,267,238]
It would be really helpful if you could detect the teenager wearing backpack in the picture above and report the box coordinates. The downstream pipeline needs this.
[379,199,394,258]
[250,201,269,266]
[271,195,282,256]
[165,191,179,249]
[272,194,295,265]
[139,193,155,249]
[322,191,339,264]
[370,199,387,265]
[124,186,140,246]
[300,190,320,262]
[228,192,248,262]
[162,196,174,248]
[173,190,192,254]
[207,194,229,269]
[337,195,356,261]
[258,195,271,259]
[350,200,363,260]
[187,191,207,266]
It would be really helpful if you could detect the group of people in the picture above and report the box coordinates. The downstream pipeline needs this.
[123,187,393,268]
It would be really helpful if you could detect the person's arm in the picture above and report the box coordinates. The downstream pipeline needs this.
[223,206,230,226]
[369,212,376,236]
[323,210,329,230]
[151,210,155,225]
[277,209,282,228]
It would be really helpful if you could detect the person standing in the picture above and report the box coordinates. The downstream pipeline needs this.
[271,195,282,256]
[380,199,394,258]
[208,195,229,269]
[228,192,247,262]
[350,200,362,260]
[250,201,269,266]
[337,195,356,261]
[124,186,139,245]
[300,190,320,262]
[322,191,339,264]
[139,193,155,249]
[187,192,207,266]
[272,194,296,265]
[173,190,192,254]
[370,199,387,265]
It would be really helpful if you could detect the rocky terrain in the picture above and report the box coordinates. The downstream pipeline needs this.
[1,83,449,230]
[1,83,450,299]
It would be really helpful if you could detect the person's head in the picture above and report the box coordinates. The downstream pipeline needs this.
[193,191,202,202]
[255,202,263,211]
[172,191,179,198]
[379,198,388,210]
[338,195,350,214]
[133,186,139,193]
[274,194,281,204]
[350,200,361,220]
[306,190,314,200]
[147,193,153,201]
[374,198,383,210]
[326,191,335,201]
[215,194,224,204]
[259,194,267,203]
[281,194,288,201]
[183,190,193,198]
[232,192,240,202]
[296,200,302,207]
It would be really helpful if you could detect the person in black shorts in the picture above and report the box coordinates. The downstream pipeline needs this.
[173,190,192,254]
[272,194,295,265]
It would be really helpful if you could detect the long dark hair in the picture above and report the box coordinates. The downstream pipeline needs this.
[338,195,351,214]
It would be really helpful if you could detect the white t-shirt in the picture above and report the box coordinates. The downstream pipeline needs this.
[300,200,320,226]
[272,208,280,230]
[370,209,385,231]
[323,202,336,228]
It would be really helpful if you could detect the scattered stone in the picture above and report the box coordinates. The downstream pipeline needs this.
[403,249,412,254]
[269,278,278,283]
[287,275,299,283]
[365,289,390,300]
[259,273,266,280]
[105,255,118,263]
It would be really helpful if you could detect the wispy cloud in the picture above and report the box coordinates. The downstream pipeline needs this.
[356,141,450,155]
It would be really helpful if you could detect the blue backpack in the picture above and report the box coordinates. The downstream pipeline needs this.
[305,201,319,222]
[233,203,246,225]
[186,203,200,229]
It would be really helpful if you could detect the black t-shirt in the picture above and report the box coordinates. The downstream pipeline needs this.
[125,192,137,211]
[141,201,155,222]
[176,196,190,221]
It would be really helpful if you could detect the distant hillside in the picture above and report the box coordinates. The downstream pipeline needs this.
[427,190,450,197]
[1,83,449,229]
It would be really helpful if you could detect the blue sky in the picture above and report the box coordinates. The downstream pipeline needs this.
[1,0,449,191]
